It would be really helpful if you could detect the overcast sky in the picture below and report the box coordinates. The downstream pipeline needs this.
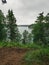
[0,0,49,25]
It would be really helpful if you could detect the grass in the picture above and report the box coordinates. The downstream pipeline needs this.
[0,42,43,49]
[24,47,49,65]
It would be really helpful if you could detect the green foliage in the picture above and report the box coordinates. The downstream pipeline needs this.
[44,13,49,44]
[24,48,49,65]
[32,12,47,45]
[30,12,49,45]
[15,28,22,43]
[0,42,43,48]
[28,33,33,43]
[23,30,29,44]
[0,10,6,41]
[7,10,17,42]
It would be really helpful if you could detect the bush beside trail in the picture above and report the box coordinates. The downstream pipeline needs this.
[24,47,49,65]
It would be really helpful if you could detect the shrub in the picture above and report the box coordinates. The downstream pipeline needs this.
[24,48,49,65]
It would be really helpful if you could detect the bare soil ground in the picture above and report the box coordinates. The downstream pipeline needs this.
[0,48,31,65]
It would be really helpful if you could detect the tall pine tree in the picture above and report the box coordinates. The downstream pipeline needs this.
[0,10,6,41]
[33,12,46,44]
[7,10,17,42]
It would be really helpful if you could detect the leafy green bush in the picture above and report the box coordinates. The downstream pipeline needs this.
[24,48,49,65]
[0,42,7,47]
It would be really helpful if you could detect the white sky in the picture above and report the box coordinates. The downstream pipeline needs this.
[0,0,49,25]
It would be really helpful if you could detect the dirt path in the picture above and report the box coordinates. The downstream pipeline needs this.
[0,48,30,65]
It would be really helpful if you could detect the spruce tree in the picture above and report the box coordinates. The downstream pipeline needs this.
[33,12,46,44]
[7,10,17,42]
[0,10,6,41]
